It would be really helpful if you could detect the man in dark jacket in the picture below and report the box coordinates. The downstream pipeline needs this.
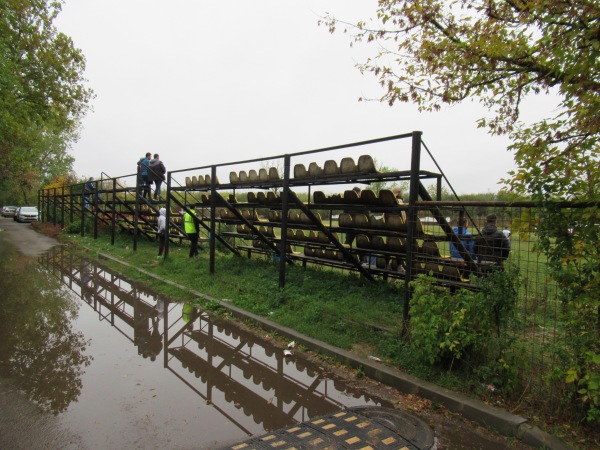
[148,153,166,200]
[83,177,95,209]
[474,214,511,270]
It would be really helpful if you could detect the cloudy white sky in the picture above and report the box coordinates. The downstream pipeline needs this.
[54,0,554,194]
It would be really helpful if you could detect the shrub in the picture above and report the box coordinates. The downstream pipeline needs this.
[409,267,521,390]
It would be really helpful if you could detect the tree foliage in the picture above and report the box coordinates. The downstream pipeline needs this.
[323,1,600,421]
[322,0,599,199]
[0,0,93,204]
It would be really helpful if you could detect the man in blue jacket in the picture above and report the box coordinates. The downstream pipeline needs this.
[449,218,475,260]
[137,152,152,199]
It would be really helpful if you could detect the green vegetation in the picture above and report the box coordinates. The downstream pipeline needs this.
[536,204,600,423]
[0,0,93,205]
[323,1,599,200]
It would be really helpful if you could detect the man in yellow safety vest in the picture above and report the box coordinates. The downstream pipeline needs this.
[184,205,200,258]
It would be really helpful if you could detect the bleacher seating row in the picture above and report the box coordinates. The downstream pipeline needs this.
[183,155,378,189]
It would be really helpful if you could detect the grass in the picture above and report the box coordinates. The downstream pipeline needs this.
[65,228,405,354]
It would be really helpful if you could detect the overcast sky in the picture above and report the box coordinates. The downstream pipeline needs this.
[54,0,551,194]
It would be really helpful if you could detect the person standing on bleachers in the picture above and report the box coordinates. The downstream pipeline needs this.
[137,152,152,199]
[148,153,166,201]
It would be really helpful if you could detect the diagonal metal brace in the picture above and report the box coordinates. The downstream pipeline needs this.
[287,190,374,281]
[171,195,239,256]
[213,192,294,264]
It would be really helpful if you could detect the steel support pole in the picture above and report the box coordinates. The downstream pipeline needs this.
[279,155,291,289]
[165,172,171,258]
[210,166,217,274]
[404,131,423,323]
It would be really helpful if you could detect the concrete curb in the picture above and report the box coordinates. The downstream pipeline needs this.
[97,252,571,450]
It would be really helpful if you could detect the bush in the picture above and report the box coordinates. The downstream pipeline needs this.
[409,267,522,390]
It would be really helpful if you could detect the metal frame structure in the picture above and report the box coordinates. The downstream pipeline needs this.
[39,131,483,320]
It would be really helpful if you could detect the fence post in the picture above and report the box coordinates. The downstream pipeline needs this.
[165,172,171,258]
[279,155,291,289]
[93,179,98,239]
[111,178,116,246]
[80,183,85,237]
[61,186,65,226]
[134,173,140,251]
[38,189,43,222]
[210,166,217,274]
[404,131,423,324]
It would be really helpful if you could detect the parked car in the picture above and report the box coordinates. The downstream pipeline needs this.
[1,206,17,217]
[15,206,39,223]
[12,207,21,220]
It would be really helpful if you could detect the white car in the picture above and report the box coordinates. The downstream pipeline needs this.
[16,206,39,223]
[1,206,17,217]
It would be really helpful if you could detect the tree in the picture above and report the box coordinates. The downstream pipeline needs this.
[323,1,600,421]
[0,0,93,204]
[322,0,599,200]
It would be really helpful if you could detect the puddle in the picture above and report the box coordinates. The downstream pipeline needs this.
[0,243,387,449]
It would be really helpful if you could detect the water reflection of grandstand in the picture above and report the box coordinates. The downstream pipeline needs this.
[41,246,165,359]
[168,315,382,432]
[40,246,387,436]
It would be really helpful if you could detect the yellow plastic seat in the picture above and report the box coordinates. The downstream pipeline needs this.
[369,214,384,229]
[313,191,327,204]
[378,189,396,207]
[268,167,280,181]
[323,160,339,176]
[338,213,353,227]
[308,162,322,177]
[357,154,377,173]
[294,164,307,179]
[371,236,387,251]
[340,157,357,174]
[360,189,377,205]
[356,234,371,249]
[343,189,360,204]
[258,168,268,182]
[353,213,369,228]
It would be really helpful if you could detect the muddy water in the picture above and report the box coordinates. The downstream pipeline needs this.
[0,232,387,449]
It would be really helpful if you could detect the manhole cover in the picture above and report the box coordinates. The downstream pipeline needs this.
[221,406,435,449]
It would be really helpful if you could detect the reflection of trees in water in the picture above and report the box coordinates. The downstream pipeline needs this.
[0,252,92,415]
